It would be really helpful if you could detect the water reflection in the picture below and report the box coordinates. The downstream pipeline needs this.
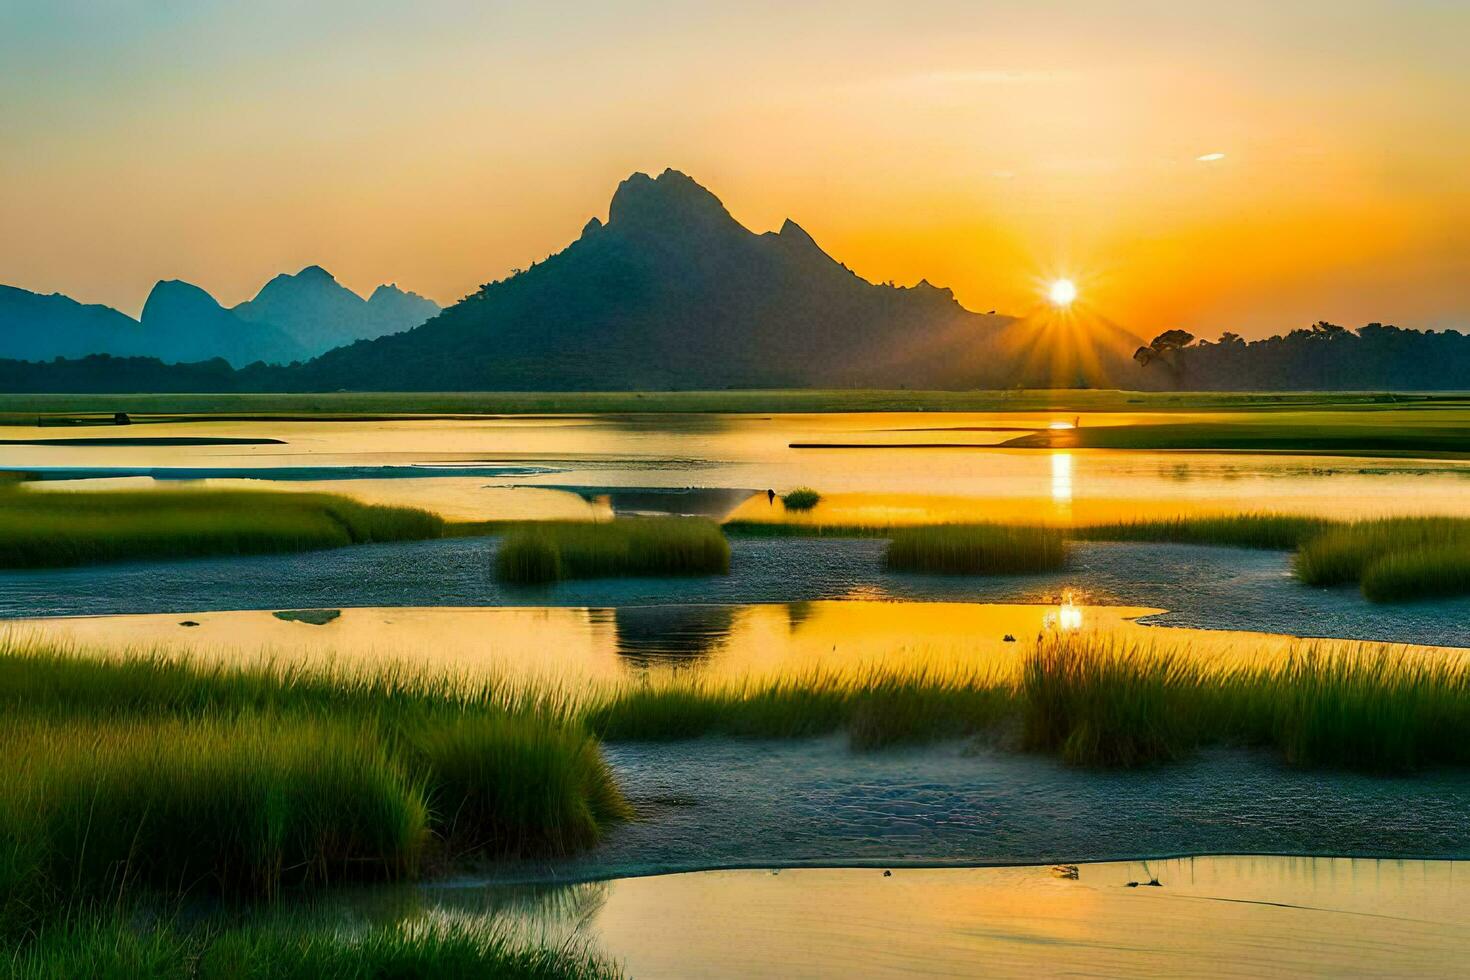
[349,858,1470,979]
[603,605,739,668]
[18,600,1465,688]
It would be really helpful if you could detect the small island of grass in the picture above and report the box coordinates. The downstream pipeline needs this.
[0,485,448,569]
[781,487,821,511]
[495,518,731,585]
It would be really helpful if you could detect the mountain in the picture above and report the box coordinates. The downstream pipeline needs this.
[0,286,148,361]
[233,266,440,356]
[287,169,1141,390]
[140,279,307,367]
[0,268,439,367]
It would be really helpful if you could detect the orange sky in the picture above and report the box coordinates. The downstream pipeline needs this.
[2,1,1467,339]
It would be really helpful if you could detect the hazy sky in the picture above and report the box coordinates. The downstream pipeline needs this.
[3,0,1467,338]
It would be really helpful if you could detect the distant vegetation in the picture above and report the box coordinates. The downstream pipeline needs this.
[0,486,446,568]
[884,524,1068,575]
[495,519,731,585]
[781,487,821,511]
[0,388,1450,416]
[1131,321,1470,391]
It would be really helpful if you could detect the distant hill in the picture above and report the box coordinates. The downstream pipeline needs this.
[286,169,1140,390]
[0,286,148,361]
[0,268,439,368]
[140,280,306,367]
[233,266,440,356]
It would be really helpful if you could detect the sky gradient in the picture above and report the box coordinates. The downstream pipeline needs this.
[3,0,1467,339]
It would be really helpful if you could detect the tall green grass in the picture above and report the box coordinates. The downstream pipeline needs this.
[495,519,730,584]
[0,640,628,934]
[1294,517,1470,601]
[2,716,426,907]
[581,636,1470,773]
[585,669,1011,750]
[13,918,623,980]
[0,486,444,568]
[1072,514,1332,550]
[1018,638,1470,770]
[884,524,1068,575]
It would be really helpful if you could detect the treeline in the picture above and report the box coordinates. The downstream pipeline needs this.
[0,321,1467,392]
[1132,322,1470,390]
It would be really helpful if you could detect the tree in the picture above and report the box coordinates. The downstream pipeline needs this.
[1133,329,1196,368]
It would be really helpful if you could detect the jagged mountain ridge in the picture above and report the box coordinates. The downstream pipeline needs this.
[289,169,1133,390]
[0,268,440,367]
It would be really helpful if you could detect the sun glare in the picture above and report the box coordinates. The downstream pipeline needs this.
[1048,279,1077,307]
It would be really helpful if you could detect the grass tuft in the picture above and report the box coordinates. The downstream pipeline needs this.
[780,487,821,511]
[494,519,730,584]
[885,524,1068,575]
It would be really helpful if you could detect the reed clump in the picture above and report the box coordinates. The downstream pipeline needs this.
[0,485,444,568]
[1072,514,1331,550]
[1294,517,1470,602]
[583,669,1012,750]
[885,524,1068,575]
[494,519,731,584]
[781,487,821,511]
[0,639,628,934]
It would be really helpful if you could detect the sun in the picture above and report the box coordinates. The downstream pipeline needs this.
[1048,278,1077,307]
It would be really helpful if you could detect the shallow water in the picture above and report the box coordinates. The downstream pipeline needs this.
[355,857,1470,978]
[15,599,1465,688]
[6,412,1470,522]
[7,538,1470,647]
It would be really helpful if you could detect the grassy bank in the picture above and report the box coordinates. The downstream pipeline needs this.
[0,486,446,568]
[0,641,628,938]
[496,519,730,584]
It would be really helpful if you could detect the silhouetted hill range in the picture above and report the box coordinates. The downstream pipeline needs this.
[274,169,1142,390]
[0,267,439,368]
[0,170,1465,392]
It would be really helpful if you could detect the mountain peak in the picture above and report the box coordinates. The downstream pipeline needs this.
[606,168,737,232]
[295,264,335,281]
[142,279,224,316]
